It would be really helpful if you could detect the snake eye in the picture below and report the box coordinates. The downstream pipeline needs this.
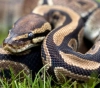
[28,32,34,39]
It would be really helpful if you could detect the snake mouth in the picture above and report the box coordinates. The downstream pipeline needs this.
[3,43,38,53]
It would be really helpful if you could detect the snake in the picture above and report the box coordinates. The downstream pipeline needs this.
[0,0,100,82]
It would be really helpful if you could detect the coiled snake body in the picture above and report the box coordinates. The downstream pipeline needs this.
[1,0,100,82]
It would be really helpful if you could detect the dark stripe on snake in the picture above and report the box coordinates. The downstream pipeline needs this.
[44,9,72,29]
[42,0,48,4]
[15,30,50,42]
[42,11,100,77]
[41,9,73,61]
[77,1,86,6]
[54,17,100,63]
[0,46,43,79]
[33,30,50,38]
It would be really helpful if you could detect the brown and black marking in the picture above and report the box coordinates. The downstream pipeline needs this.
[0,46,43,81]
[1,0,100,83]
[33,5,100,82]
[39,0,98,21]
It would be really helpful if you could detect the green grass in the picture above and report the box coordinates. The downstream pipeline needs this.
[0,66,99,88]
[96,0,100,3]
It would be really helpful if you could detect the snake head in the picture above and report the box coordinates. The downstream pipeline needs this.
[3,13,51,53]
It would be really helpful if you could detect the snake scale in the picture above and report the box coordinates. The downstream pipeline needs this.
[1,0,100,82]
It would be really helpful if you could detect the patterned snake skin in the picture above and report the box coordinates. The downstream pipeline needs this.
[0,0,100,82]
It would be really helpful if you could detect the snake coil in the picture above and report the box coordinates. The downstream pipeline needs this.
[0,0,100,82]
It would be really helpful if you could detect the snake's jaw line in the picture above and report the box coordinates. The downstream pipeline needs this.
[3,33,46,53]
[3,43,37,53]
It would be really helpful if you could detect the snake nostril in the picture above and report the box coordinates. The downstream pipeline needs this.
[14,40,19,43]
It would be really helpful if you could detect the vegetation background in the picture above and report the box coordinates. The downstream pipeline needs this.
[0,0,38,45]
